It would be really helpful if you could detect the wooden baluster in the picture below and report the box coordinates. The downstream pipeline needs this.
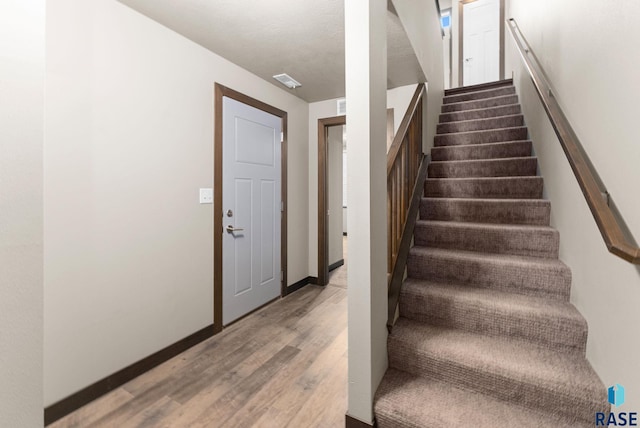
[386,84,430,328]
[396,162,401,260]
[391,163,395,268]
[401,142,406,225]
[387,178,392,273]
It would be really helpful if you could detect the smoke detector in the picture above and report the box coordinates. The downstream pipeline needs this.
[273,73,302,89]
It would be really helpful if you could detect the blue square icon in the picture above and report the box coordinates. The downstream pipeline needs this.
[608,384,625,407]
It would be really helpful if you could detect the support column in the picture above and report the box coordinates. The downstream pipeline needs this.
[0,1,45,427]
[345,0,388,425]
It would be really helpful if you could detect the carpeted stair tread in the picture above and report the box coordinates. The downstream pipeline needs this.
[436,114,524,134]
[414,219,559,258]
[399,278,586,352]
[374,368,589,428]
[444,78,513,96]
[435,126,528,146]
[428,157,538,178]
[407,247,571,300]
[424,176,543,199]
[431,140,532,161]
[420,197,551,225]
[441,94,519,113]
[439,104,521,123]
[388,319,609,424]
[443,85,516,104]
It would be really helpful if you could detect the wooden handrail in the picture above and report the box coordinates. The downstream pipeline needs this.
[387,83,427,329]
[508,18,640,264]
[387,84,425,177]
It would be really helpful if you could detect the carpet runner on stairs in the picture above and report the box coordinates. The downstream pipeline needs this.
[374,79,609,427]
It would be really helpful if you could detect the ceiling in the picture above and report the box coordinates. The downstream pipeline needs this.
[116,0,426,102]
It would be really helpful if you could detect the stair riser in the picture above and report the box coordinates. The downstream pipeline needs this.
[442,95,518,113]
[424,177,544,199]
[437,115,524,134]
[435,127,528,147]
[375,368,600,428]
[398,289,587,353]
[406,250,571,299]
[444,79,513,97]
[420,198,551,226]
[439,104,521,123]
[428,158,538,179]
[414,223,559,258]
[376,415,411,428]
[387,338,609,424]
[444,86,516,104]
[432,141,532,161]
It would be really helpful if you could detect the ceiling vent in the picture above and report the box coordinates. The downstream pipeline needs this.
[273,73,301,89]
[337,98,346,115]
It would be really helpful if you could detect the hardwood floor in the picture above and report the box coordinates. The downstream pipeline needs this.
[328,237,348,289]
[50,282,347,428]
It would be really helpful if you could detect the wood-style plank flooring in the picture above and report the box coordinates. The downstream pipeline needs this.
[51,270,348,428]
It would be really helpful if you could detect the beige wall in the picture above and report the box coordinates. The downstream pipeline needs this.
[0,1,45,426]
[387,84,421,139]
[391,0,445,151]
[45,0,309,406]
[505,0,640,409]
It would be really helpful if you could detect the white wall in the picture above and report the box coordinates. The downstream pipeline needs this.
[387,84,420,139]
[451,0,461,87]
[45,0,309,406]
[308,85,417,277]
[391,0,445,151]
[440,0,453,89]
[0,2,45,426]
[328,125,344,265]
[505,0,640,409]
[443,28,452,90]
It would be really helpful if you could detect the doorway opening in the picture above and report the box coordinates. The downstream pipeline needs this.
[213,83,288,333]
[317,115,346,286]
[458,0,505,87]
[327,123,348,289]
[317,109,394,287]
[441,7,453,89]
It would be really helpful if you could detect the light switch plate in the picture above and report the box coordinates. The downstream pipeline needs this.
[199,188,213,204]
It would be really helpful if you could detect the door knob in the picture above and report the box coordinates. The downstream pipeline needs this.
[226,225,244,233]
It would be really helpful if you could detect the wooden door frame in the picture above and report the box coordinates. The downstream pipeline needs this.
[317,115,346,286]
[458,0,505,87]
[213,83,288,333]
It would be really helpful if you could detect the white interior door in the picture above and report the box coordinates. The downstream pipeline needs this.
[222,97,281,325]
[463,0,500,86]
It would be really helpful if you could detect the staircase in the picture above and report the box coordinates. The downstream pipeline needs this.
[374,80,609,427]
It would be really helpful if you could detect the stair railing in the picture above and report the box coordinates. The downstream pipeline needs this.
[508,18,640,264]
[387,83,430,330]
